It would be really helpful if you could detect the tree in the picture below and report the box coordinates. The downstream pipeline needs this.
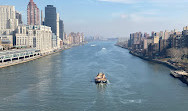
[182,48,188,63]
[167,48,182,62]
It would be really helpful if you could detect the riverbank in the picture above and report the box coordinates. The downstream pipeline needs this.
[129,51,179,70]
[0,48,63,69]
[170,70,188,85]
[130,50,188,85]
[116,44,188,85]
[0,43,86,69]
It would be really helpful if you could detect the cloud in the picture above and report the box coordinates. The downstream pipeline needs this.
[120,14,128,19]
[112,9,160,22]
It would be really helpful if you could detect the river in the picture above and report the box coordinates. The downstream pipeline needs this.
[0,41,188,111]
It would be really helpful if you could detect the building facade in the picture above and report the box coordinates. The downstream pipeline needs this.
[45,5,57,35]
[15,25,28,48]
[41,10,44,25]
[0,6,18,49]
[59,19,64,41]
[52,33,57,48]
[15,25,53,52]
[27,0,40,25]
[182,26,188,48]
[0,6,18,32]
[56,13,60,38]
[16,11,23,25]
[0,35,13,50]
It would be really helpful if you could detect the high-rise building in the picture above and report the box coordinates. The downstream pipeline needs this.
[153,36,159,44]
[27,0,40,25]
[45,5,57,35]
[151,31,155,37]
[41,10,44,25]
[81,33,84,42]
[59,19,64,41]
[164,30,170,40]
[0,6,18,31]
[56,13,60,38]
[159,31,164,38]
[182,26,188,47]
[0,6,18,49]
[52,33,57,48]
[16,11,23,25]
[144,33,149,38]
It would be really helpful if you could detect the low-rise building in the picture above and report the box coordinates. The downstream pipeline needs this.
[15,25,53,53]
[15,25,29,48]
[0,35,14,50]
[143,38,153,50]
[0,38,13,50]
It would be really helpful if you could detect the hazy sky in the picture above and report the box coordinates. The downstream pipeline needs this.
[1,0,188,38]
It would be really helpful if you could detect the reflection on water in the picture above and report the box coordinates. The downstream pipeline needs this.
[96,83,107,93]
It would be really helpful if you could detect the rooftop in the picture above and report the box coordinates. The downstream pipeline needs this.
[0,48,37,56]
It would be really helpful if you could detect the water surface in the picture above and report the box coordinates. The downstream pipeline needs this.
[0,41,187,111]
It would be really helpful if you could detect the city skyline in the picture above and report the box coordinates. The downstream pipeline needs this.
[0,2,85,52]
[0,1,188,111]
[1,0,188,37]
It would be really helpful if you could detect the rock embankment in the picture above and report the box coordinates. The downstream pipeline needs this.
[170,70,188,85]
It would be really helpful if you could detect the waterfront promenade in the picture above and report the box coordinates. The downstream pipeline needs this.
[0,50,59,68]
[0,43,84,68]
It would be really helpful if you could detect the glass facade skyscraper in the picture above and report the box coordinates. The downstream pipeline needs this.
[45,5,57,35]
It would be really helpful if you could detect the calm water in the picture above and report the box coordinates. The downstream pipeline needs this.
[0,41,188,111]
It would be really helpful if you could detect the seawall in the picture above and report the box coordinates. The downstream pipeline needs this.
[0,43,87,69]
[0,48,63,69]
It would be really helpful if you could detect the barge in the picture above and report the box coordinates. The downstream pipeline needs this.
[95,73,107,84]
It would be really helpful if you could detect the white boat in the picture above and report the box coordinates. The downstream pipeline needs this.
[91,44,96,47]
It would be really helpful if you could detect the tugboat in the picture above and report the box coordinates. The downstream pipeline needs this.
[95,72,107,84]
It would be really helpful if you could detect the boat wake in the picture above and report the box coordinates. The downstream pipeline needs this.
[107,80,110,84]
[91,44,96,47]
[95,48,108,56]
[120,99,142,104]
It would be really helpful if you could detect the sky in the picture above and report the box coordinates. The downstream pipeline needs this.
[1,0,188,38]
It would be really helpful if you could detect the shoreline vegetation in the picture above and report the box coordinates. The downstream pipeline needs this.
[115,43,188,85]
[0,43,86,69]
